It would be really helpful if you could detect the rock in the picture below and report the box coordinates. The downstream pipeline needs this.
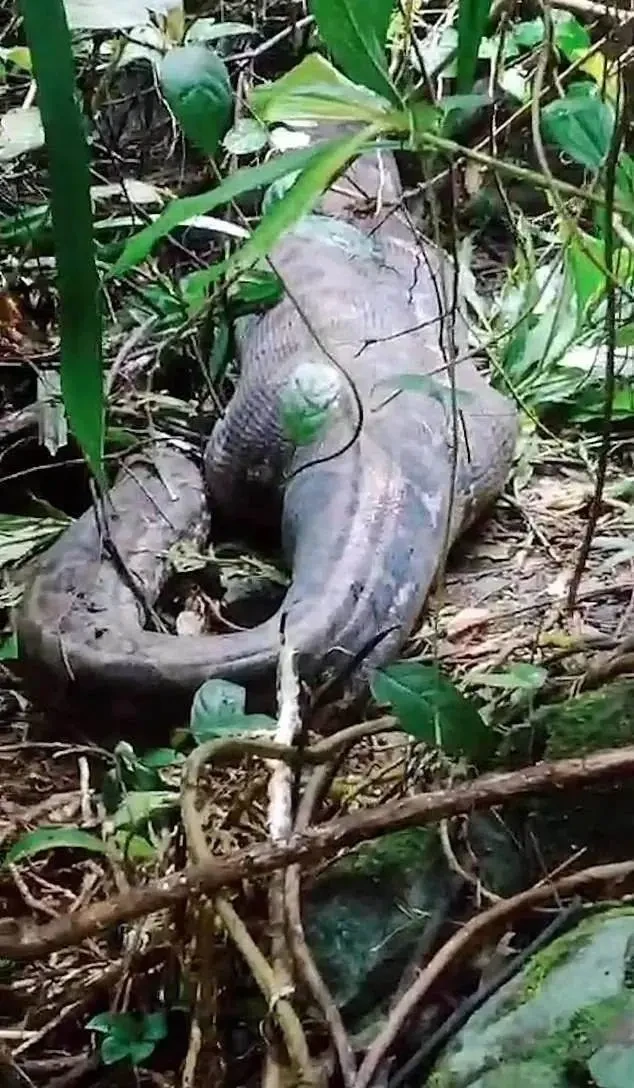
[428,906,634,1086]
[304,828,458,1035]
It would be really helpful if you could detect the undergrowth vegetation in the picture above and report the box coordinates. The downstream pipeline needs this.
[0,1,633,1083]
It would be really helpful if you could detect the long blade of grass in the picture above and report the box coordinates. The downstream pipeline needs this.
[456,0,492,92]
[110,143,332,277]
[309,0,399,104]
[20,0,104,482]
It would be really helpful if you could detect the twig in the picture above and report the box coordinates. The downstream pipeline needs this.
[181,717,317,1086]
[264,637,304,1088]
[5,742,634,960]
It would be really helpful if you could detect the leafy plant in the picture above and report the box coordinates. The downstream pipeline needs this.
[87,1010,167,1067]
[3,827,107,866]
[189,678,275,742]
[456,0,492,92]
[20,0,104,481]
[308,0,399,104]
[158,44,233,158]
[371,660,494,765]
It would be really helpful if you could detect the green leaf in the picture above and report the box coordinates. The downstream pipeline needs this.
[228,268,283,312]
[512,18,545,49]
[616,323,634,347]
[191,677,245,725]
[566,230,606,317]
[190,678,275,742]
[112,832,157,862]
[370,662,492,763]
[140,748,184,770]
[101,1034,133,1065]
[250,53,400,126]
[456,0,493,92]
[541,92,614,172]
[110,143,330,276]
[87,1012,123,1034]
[128,1040,157,1065]
[158,45,233,159]
[142,1011,168,1043]
[20,0,104,482]
[280,360,341,445]
[554,14,591,61]
[467,663,547,691]
[227,125,379,279]
[308,0,399,104]
[4,827,106,866]
[0,632,18,662]
[112,791,179,831]
[589,1044,634,1088]
[222,118,269,156]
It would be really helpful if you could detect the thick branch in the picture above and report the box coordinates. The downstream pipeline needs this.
[3,744,634,961]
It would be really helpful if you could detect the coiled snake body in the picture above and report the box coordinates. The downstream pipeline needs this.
[16,131,517,720]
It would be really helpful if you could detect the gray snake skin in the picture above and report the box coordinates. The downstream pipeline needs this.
[16,128,518,720]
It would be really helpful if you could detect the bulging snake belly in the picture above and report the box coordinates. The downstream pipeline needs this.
[16,130,518,720]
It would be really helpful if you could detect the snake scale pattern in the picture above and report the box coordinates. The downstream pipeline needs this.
[16,128,518,722]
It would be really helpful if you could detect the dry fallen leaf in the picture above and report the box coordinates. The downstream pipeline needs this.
[446,607,491,639]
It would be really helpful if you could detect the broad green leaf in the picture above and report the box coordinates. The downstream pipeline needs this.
[250,53,400,126]
[128,1040,158,1065]
[4,827,106,866]
[189,678,276,741]
[142,1011,168,1042]
[159,45,233,159]
[467,663,547,691]
[223,118,269,156]
[566,230,605,317]
[112,790,180,830]
[541,92,614,172]
[554,14,591,61]
[309,0,399,104]
[227,125,378,278]
[228,268,283,312]
[371,661,492,763]
[589,1044,634,1088]
[616,324,634,347]
[0,632,18,662]
[87,1012,127,1034]
[0,45,32,72]
[21,0,104,482]
[110,142,330,275]
[140,747,184,769]
[456,0,492,92]
[280,360,341,445]
[112,831,157,861]
[101,1035,134,1065]
[191,677,245,726]
[512,18,544,49]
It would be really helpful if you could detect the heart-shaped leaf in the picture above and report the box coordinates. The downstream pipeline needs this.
[159,44,233,158]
